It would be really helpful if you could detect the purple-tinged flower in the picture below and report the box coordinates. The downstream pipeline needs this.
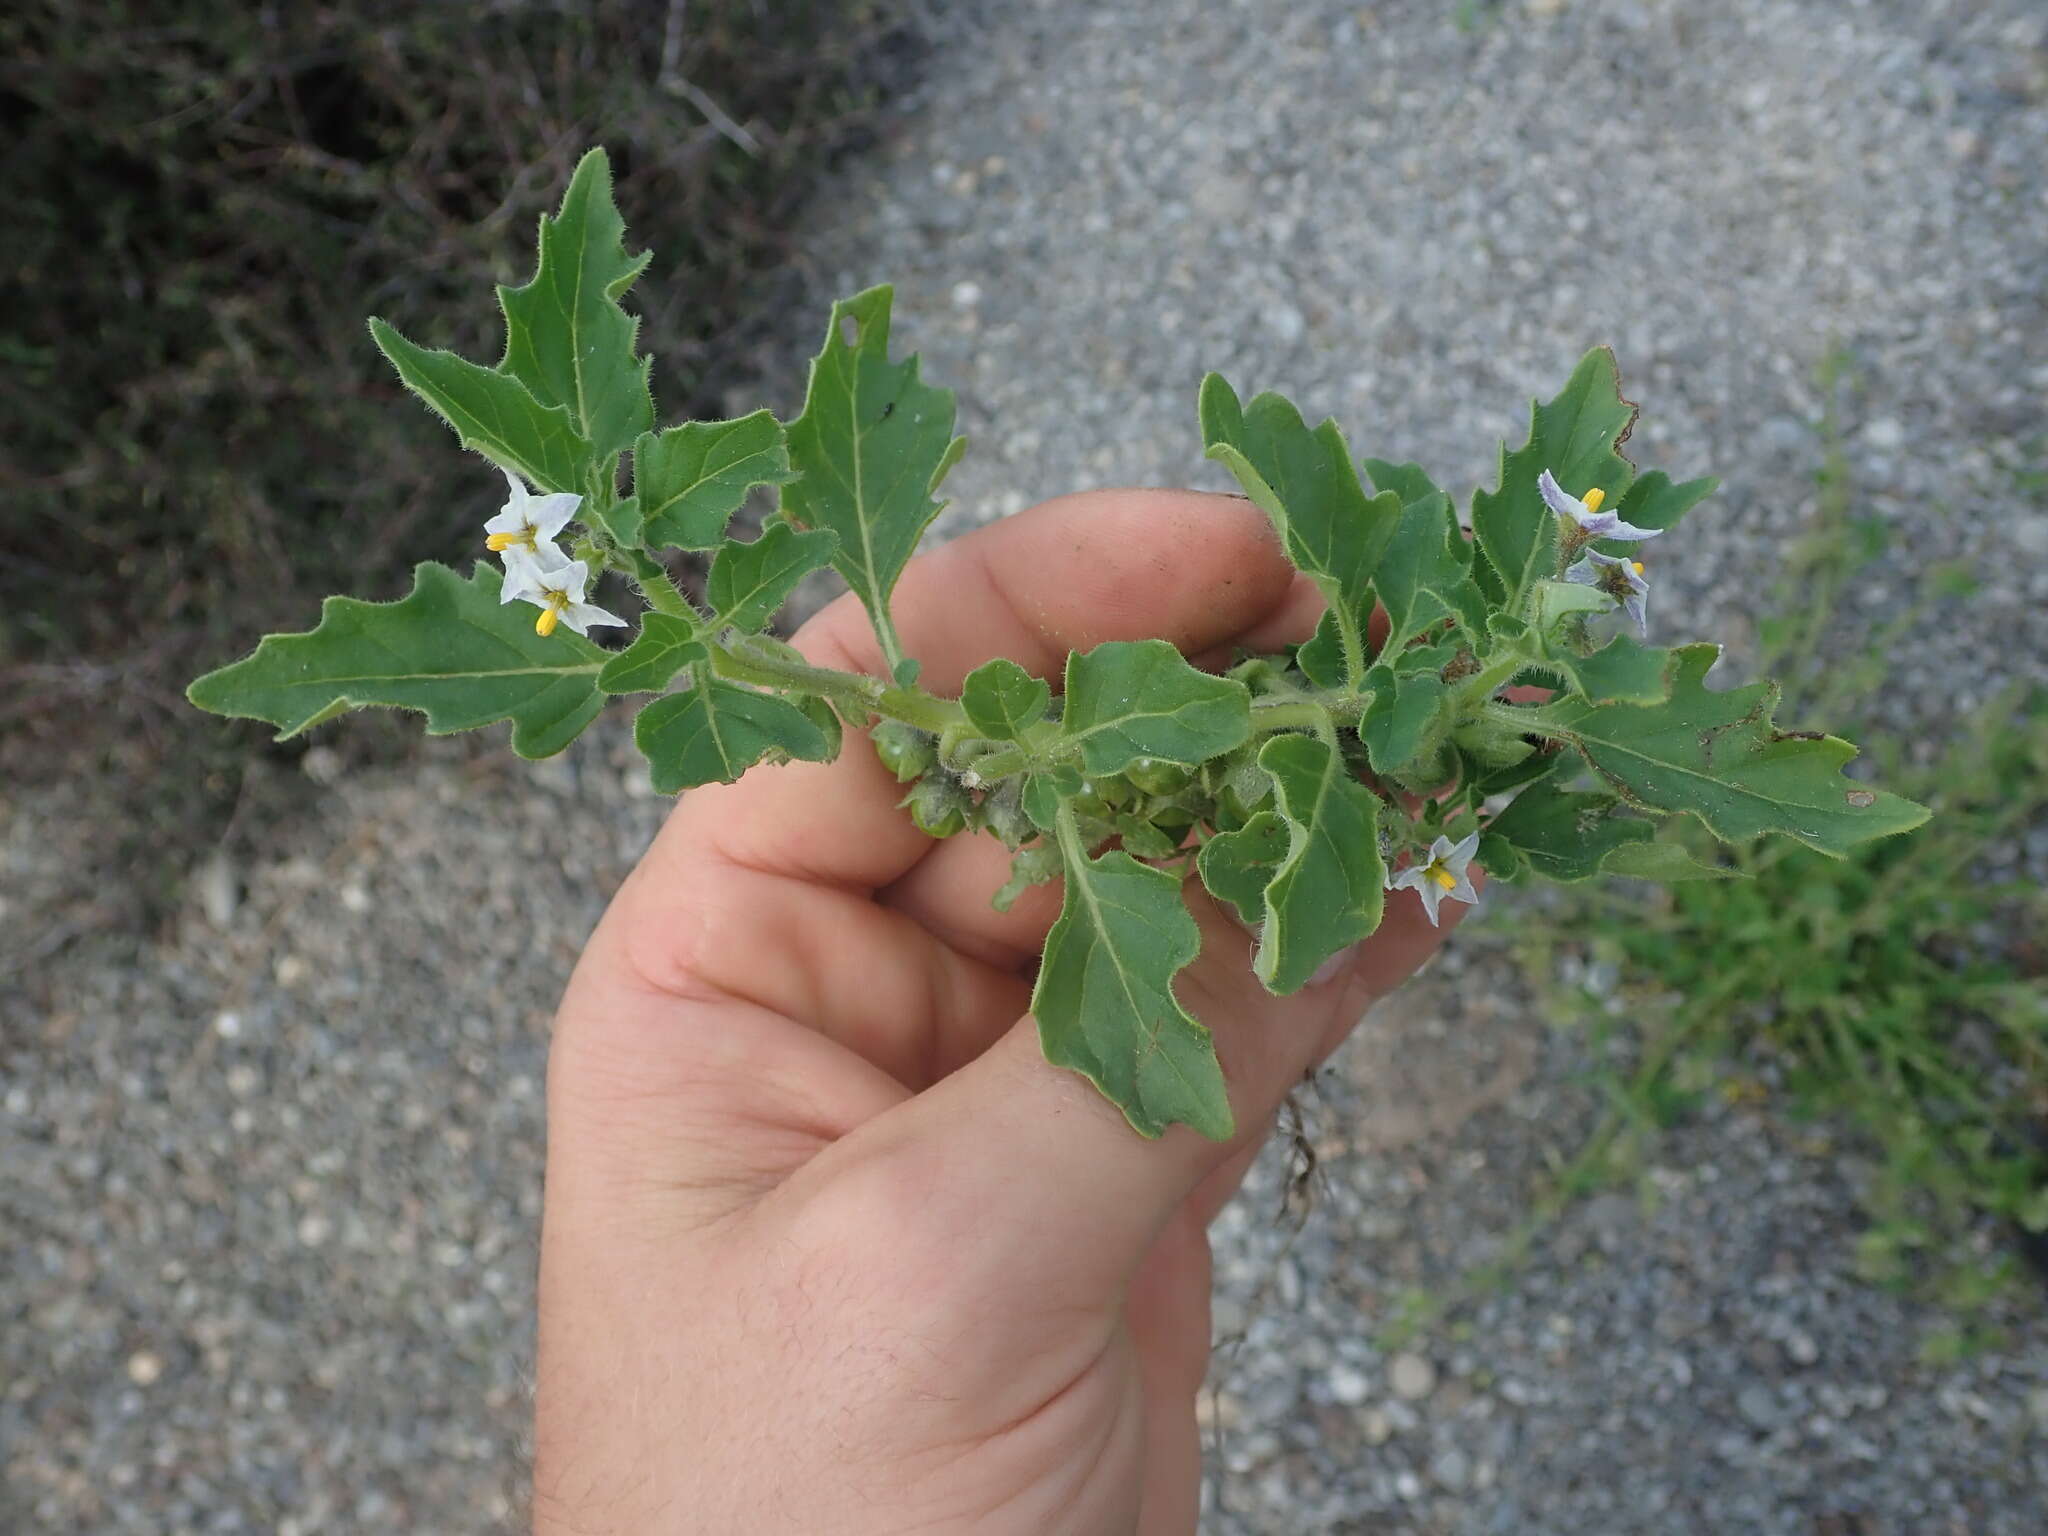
[1539,469,1659,543]
[1386,831,1481,927]
[1565,548,1651,634]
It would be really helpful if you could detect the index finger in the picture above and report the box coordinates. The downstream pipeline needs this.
[647,488,1303,895]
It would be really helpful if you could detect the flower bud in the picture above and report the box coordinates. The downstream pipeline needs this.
[871,721,937,782]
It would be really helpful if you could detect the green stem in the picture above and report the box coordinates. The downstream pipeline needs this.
[1453,650,1531,708]
[1478,699,1572,740]
[613,550,703,622]
[1251,699,1334,735]
[1332,603,1368,694]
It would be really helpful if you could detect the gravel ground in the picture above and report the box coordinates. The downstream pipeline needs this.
[8,0,2047,1531]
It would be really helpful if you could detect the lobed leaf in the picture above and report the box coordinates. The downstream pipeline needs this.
[1359,665,1447,779]
[1484,778,1730,883]
[706,522,838,633]
[1197,811,1291,925]
[1362,458,1486,652]
[1540,644,1930,854]
[1033,818,1233,1140]
[1060,639,1252,775]
[1201,376,1400,676]
[367,319,591,494]
[1250,733,1387,993]
[960,657,1051,741]
[188,562,605,758]
[784,286,964,644]
[634,672,834,792]
[1543,632,1674,707]
[1471,348,1638,611]
[598,612,706,695]
[496,147,653,466]
[637,410,799,551]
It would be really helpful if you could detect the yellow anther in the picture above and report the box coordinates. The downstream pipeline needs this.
[535,606,560,638]
[1430,866,1458,891]
[1630,560,1645,575]
[486,529,533,553]
[1580,486,1606,514]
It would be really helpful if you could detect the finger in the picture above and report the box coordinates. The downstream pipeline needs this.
[854,876,1472,1300]
[562,490,1303,1109]
[874,558,1330,970]
[639,488,1299,898]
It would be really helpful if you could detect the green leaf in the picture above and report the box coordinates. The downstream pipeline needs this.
[1359,665,1446,778]
[1606,470,1717,552]
[1033,815,1233,1140]
[637,410,799,551]
[1487,778,1731,883]
[1114,815,1184,861]
[960,657,1050,741]
[188,562,605,758]
[1547,633,1674,706]
[1600,840,1732,882]
[1251,733,1388,994]
[1295,610,1348,690]
[1022,765,1085,833]
[706,522,838,633]
[496,148,653,466]
[634,672,834,792]
[1197,811,1291,925]
[368,319,591,493]
[993,843,1063,914]
[1471,348,1639,611]
[1060,639,1252,774]
[1529,578,1616,633]
[598,612,706,695]
[796,693,845,762]
[1363,458,1486,651]
[1201,376,1400,677]
[1485,779,1653,882]
[593,496,644,547]
[784,286,964,646]
[1541,644,1930,854]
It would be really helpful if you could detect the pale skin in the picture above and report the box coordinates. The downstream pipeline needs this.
[534,489,1470,1536]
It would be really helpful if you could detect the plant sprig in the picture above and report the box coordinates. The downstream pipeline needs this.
[189,149,1929,1141]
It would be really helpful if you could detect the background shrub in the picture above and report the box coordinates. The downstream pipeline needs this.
[0,0,914,717]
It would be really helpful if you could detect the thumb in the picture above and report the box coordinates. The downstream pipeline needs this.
[852,875,1469,1303]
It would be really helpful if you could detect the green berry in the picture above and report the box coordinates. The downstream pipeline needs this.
[871,721,937,782]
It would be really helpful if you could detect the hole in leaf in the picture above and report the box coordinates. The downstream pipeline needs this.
[838,313,860,348]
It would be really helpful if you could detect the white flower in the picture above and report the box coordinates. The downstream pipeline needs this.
[1386,831,1481,927]
[1539,469,1659,543]
[1564,548,1651,634]
[484,469,581,575]
[500,554,625,639]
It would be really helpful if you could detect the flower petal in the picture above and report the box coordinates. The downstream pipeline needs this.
[560,601,627,635]
[1537,469,1584,522]
[526,492,583,542]
[1592,516,1661,542]
[1446,830,1481,869]
[499,549,550,603]
[1426,833,1458,863]
[1387,865,1426,892]
[1414,877,1445,927]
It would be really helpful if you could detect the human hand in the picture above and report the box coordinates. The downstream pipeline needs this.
[532,490,1469,1535]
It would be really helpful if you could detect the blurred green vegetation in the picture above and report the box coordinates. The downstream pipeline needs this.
[1379,349,2048,1348]
[1,0,915,741]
